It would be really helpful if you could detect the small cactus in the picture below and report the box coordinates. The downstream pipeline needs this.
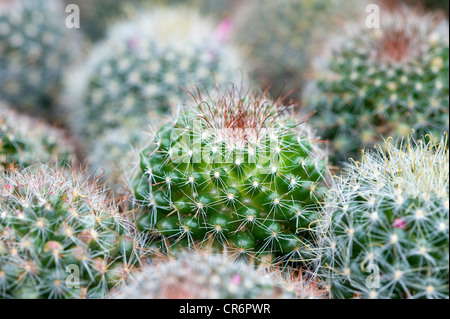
[64,5,243,186]
[232,0,367,96]
[132,84,328,266]
[318,133,449,299]
[0,102,75,170]
[0,0,82,119]
[110,250,323,299]
[304,7,449,164]
[0,164,143,299]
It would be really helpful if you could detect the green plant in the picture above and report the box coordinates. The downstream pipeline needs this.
[0,0,82,119]
[232,0,367,96]
[0,164,144,299]
[64,6,243,186]
[110,250,325,299]
[304,7,449,164]
[132,84,328,266]
[0,102,75,170]
[318,133,449,299]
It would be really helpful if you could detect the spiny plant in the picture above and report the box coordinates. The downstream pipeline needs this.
[110,250,324,299]
[232,0,367,96]
[0,102,75,170]
[132,84,328,267]
[64,5,242,186]
[0,0,82,119]
[0,164,144,299]
[317,133,449,299]
[304,7,449,164]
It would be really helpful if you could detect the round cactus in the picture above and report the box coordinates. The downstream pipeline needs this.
[0,102,76,170]
[0,164,143,299]
[318,133,449,299]
[0,0,82,119]
[232,0,367,96]
[132,84,328,266]
[304,7,449,164]
[64,5,243,186]
[110,250,324,299]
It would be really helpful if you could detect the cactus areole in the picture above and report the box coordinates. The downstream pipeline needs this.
[133,86,327,265]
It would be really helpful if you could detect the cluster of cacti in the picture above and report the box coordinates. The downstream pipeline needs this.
[111,250,325,299]
[304,6,449,164]
[0,164,143,299]
[0,0,82,119]
[0,102,75,170]
[232,0,368,96]
[64,5,242,185]
[132,85,328,266]
[318,134,449,299]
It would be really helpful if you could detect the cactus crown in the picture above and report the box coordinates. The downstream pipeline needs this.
[0,164,142,299]
[133,84,328,267]
[318,133,449,299]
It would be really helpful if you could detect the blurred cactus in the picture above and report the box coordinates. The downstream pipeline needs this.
[110,250,325,299]
[318,133,449,299]
[132,84,328,266]
[0,164,143,299]
[232,0,367,96]
[64,6,243,187]
[0,102,75,169]
[0,0,82,119]
[304,7,449,165]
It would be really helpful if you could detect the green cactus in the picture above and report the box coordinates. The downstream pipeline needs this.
[64,6,243,186]
[0,164,144,299]
[0,0,82,119]
[318,133,449,299]
[232,0,367,96]
[304,7,449,164]
[132,84,328,267]
[110,250,325,299]
[0,102,75,170]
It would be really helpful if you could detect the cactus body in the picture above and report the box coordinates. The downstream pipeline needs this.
[318,134,449,299]
[132,86,327,266]
[0,0,82,118]
[305,8,449,164]
[0,164,142,299]
[0,103,75,170]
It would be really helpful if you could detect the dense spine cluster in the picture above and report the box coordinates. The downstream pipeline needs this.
[110,250,324,299]
[65,6,242,184]
[0,103,75,170]
[318,133,449,299]
[232,0,367,95]
[132,85,328,266]
[0,165,143,299]
[0,0,81,118]
[305,7,449,164]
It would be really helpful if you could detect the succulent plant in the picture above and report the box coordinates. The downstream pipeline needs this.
[317,133,449,299]
[110,250,325,299]
[0,102,76,170]
[232,0,367,96]
[64,5,243,186]
[131,84,328,267]
[0,0,82,119]
[304,7,449,164]
[0,164,144,299]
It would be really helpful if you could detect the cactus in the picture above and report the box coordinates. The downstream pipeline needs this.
[0,164,143,299]
[304,7,449,164]
[0,102,76,170]
[317,133,449,299]
[232,0,367,96]
[132,84,328,267]
[110,250,324,299]
[64,6,243,186]
[0,0,82,119]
